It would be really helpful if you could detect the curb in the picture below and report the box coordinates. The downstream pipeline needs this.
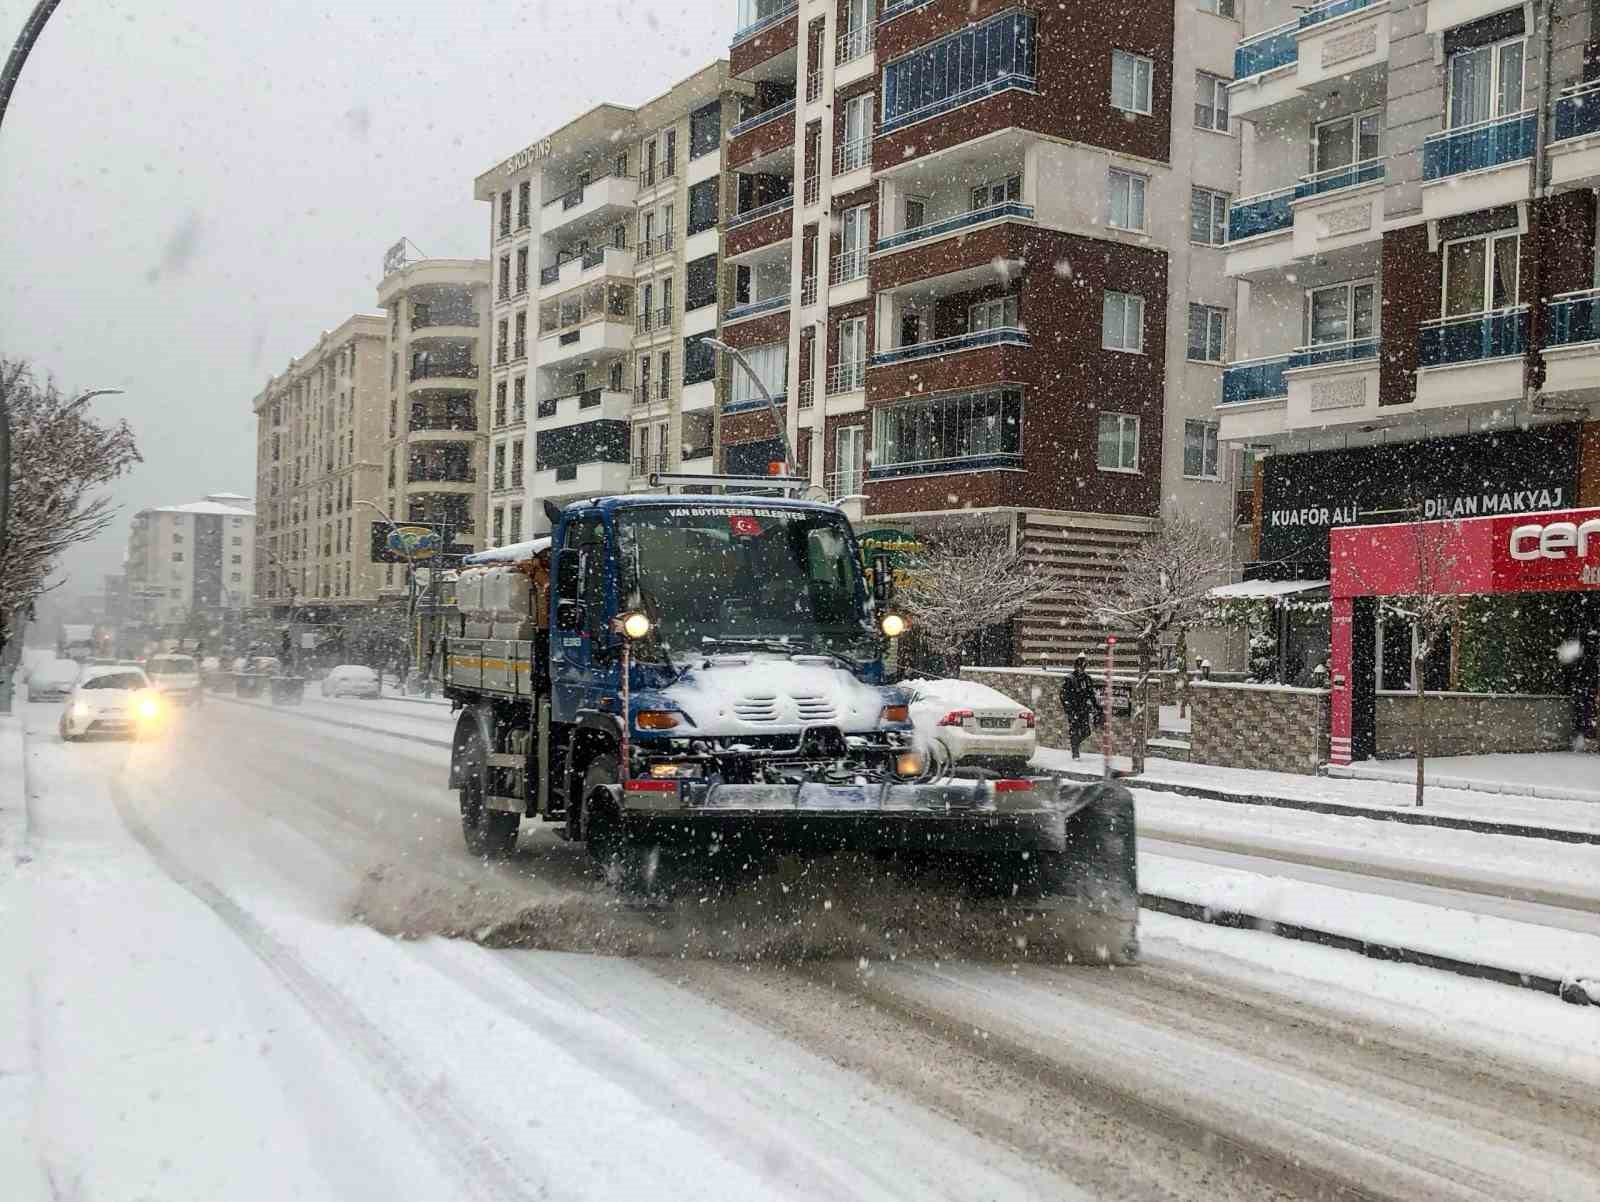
[211,693,453,752]
[1048,767,1600,847]
[1326,763,1600,805]
[1142,892,1598,1007]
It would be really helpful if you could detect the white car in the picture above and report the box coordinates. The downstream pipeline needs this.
[59,665,166,741]
[25,659,80,703]
[904,677,1037,774]
[146,653,203,706]
[320,664,381,699]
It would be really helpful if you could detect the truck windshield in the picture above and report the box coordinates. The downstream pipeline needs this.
[615,505,873,658]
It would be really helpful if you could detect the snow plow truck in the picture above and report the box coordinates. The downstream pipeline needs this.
[440,483,1137,959]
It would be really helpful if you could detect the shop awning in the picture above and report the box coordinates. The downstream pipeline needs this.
[1209,579,1329,600]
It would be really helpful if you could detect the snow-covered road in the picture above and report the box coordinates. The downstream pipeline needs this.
[4,698,1598,1201]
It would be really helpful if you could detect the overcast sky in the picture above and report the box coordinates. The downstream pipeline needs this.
[0,0,730,600]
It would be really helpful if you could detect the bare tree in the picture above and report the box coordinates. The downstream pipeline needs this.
[0,359,141,661]
[1066,504,1233,773]
[898,520,1062,672]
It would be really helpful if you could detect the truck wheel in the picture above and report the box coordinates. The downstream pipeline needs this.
[459,731,519,859]
[581,756,660,897]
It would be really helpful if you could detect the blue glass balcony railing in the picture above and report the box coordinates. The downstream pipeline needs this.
[1299,0,1379,29]
[869,327,1030,368]
[1546,289,1600,347]
[728,98,796,140]
[1418,307,1528,367]
[1422,110,1536,179]
[875,202,1034,253]
[1234,23,1297,79]
[1294,157,1385,200]
[731,0,797,47]
[1288,338,1379,370]
[1226,188,1294,242]
[1552,81,1600,143]
[1221,356,1289,404]
[723,293,791,323]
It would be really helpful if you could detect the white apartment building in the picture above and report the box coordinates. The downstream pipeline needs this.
[126,494,256,629]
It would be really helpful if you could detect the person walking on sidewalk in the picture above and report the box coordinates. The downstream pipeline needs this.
[1059,654,1102,760]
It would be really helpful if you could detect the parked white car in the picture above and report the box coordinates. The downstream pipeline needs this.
[25,658,79,703]
[903,677,1037,774]
[146,653,203,706]
[320,664,381,699]
[59,665,165,741]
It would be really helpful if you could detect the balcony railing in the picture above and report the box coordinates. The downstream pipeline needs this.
[724,389,787,414]
[880,0,932,22]
[870,327,1029,368]
[800,275,817,306]
[1423,110,1536,180]
[806,70,822,104]
[1226,187,1294,242]
[879,70,1036,136]
[1299,0,1379,29]
[827,470,866,501]
[1288,337,1380,370]
[406,465,477,485]
[830,249,867,285]
[540,264,561,286]
[1546,288,1600,347]
[729,98,796,140]
[409,361,480,382]
[875,201,1034,253]
[1418,306,1528,367]
[638,159,675,189]
[827,360,866,394]
[411,312,481,331]
[1234,21,1296,80]
[636,307,674,333]
[731,0,797,46]
[536,387,606,419]
[837,24,874,66]
[1552,80,1600,144]
[1221,355,1289,404]
[633,385,652,407]
[1295,157,1384,200]
[638,232,674,260]
[803,175,820,206]
[548,169,625,213]
[835,138,870,174]
[725,293,791,322]
[726,194,794,231]
[797,380,815,410]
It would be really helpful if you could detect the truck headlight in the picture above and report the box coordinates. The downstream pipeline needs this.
[880,613,908,638]
[894,750,925,779]
[648,762,702,779]
[136,695,161,722]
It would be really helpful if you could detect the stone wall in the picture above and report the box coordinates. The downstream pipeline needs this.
[959,667,1157,756]
[1375,693,1571,758]
[1189,682,1330,776]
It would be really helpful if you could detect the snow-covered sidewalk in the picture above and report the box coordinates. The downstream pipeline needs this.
[1328,753,1600,801]
[1036,747,1600,838]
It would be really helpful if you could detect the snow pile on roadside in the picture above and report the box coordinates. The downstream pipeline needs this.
[0,715,28,868]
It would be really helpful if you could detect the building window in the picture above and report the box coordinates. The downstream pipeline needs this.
[1447,36,1525,130]
[731,343,788,406]
[493,508,505,546]
[495,380,508,426]
[1443,232,1519,316]
[690,100,721,159]
[687,178,719,236]
[496,319,508,364]
[686,254,718,311]
[1195,72,1231,132]
[498,254,510,299]
[968,295,1019,332]
[513,375,527,422]
[970,174,1021,210]
[684,335,717,386]
[509,506,523,543]
[1097,413,1140,473]
[499,190,511,237]
[905,197,927,229]
[1183,420,1221,479]
[1108,168,1147,231]
[172,552,184,562]
[1190,187,1229,246]
[1306,280,1377,345]
[871,387,1023,472]
[881,11,1037,133]
[1102,291,1145,353]
[516,180,530,228]
[494,443,507,491]
[1111,50,1154,115]
[1187,304,1227,362]
[513,311,527,359]
[511,439,524,487]
[515,247,529,294]
[1197,0,1235,16]
[1314,110,1382,177]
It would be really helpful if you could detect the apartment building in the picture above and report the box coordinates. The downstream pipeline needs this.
[720,0,1242,661]
[1221,0,1600,591]
[376,256,491,581]
[125,493,256,629]
[472,64,744,540]
[251,315,389,615]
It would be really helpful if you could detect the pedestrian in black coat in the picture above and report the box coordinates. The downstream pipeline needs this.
[1058,654,1102,760]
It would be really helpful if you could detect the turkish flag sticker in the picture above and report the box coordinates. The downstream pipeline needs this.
[729,515,762,537]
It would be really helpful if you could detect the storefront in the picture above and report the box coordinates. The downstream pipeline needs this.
[1329,506,1600,764]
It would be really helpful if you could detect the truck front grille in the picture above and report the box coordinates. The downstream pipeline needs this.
[794,695,837,722]
[734,697,780,723]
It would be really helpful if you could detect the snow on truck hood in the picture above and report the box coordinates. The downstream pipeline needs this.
[650,655,897,736]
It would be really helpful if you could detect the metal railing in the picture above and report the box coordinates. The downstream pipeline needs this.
[729,98,796,140]
[1220,354,1289,404]
[635,306,672,334]
[539,264,561,286]
[726,194,794,231]
[1225,187,1294,242]
[880,0,932,21]
[409,361,480,382]
[1233,21,1297,80]
[875,201,1033,253]
[1295,156,1384,200]
[827,361,866,394]
[806,70,822,104]
[796,380,815,410]
[634,385,653,407]
[800,275,817,306]
[803,175,820,205]
[731,0,797,46]
[1299,0,1379,29]
[1288,337,1379,370]
[830,249,867,285]
[1546,288,1600,347]
[870,327,1028,367]
[827,469,866,501]
[1553,80,1600,143]
[836,24,874,66]
[639,232,675,260]
[1418,306,1529,367]
[1423,110,1536,180]
[724,293,791,322]
[834,137,870,174]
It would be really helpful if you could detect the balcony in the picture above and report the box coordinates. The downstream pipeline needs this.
[1550,82,1600,190]
[800,275,817,307]
[1230,2,1388,121]
[834,137,871,180]
[836,25,874,70]
[636,232,675,263]
[796,380,815,410]
[1221,356,1288,405]
[1291,161,1386,262]
[1225,188,1295,280]
[731,0,797,48]
[1421,111,1536,222]
[634,306,674,335]
[638,158,676,190]
[724,389,786,416]
[726,195,795,256]
[541,172,638,238]
[408,360,479,385]
[875,201,1033,255]
[1285,339,1381,427]
[827,361,866,395]
[724,293,790,324]
[632,454,670,480]
[538,314,635,368]
[827,470,866,502]
[726,194,794,232]
[803,175,820,207]
[1542,289,1600,402]
[830,249,867,287]
[1415,307,1528,410]
[535,387,626,427]
[633,380,670,407]
[1233,23,1296,82]
[410,310,481,335]
[730,98,796,141]
[880,0,933,21]
[538,246,635,297]
[1295,157,1383,202]
[870,327,1030,369]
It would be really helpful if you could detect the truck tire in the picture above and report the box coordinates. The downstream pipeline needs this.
[580,756,658,897]
[459,730,519,859]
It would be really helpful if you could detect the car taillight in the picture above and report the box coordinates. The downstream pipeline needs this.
[938,709,974,727]
[1019,710,1036,729]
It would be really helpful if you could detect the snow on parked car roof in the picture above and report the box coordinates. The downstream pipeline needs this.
[901,677,1025,711]
[464,536,552,565]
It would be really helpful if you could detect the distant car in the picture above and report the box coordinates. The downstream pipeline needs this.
[903,677,1037,774]
[25,659,80,703]
[59,665,165,741]
[320,665,381,699]
[146,653,203,706]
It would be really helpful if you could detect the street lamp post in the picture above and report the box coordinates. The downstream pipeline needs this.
[258,546,303,667]
[355,500,420,690]
[700,337,796,480]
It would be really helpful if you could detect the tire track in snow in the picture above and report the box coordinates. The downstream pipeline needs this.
[104,773,553,1202]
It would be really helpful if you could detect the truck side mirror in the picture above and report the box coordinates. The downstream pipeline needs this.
[872,553,894,605]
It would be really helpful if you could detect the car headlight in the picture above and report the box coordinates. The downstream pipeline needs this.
[72,701,92,719]
[136,696,161,721]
